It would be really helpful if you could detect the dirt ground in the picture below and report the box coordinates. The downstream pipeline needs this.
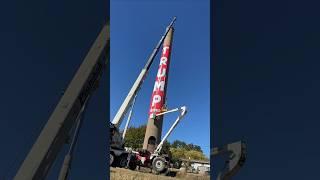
[110,167,210,180]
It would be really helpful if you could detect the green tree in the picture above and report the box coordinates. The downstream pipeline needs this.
[161,140,171,154]
[172,140,187,149]
[170,147,186,159]
[185,150,208,161]
[171,140,203,153]
[193,145,202,153]
[123,125,146,149]
[170,148,208,161]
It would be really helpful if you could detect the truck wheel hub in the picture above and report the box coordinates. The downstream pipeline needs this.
[156,161,164,169]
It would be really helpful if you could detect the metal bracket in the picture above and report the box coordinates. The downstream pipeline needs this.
[212,141,246,180]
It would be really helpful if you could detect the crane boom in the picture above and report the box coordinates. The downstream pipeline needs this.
[14,23,109,180]
[111,17,176,128]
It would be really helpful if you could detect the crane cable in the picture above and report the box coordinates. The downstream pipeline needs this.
[57,96,90,180]
[122,94,138,139]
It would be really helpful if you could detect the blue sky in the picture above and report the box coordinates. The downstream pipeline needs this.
[110,0,210,157]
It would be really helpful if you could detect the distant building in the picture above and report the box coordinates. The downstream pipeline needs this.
[181,158,210,174]
[191,162,210,174]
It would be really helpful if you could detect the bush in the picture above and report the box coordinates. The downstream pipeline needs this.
[170,147,208,161]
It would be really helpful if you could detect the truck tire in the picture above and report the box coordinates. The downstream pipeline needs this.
[118,154,128,168]
[110,153,114,166]
[174,161,182,169]
[152,157,167,173]
[128,162,137,170]
[127,154,137,170]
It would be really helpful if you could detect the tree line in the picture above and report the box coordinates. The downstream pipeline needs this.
[124,125,208,161]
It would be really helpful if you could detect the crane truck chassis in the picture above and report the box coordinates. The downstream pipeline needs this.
[123,106,187,174]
